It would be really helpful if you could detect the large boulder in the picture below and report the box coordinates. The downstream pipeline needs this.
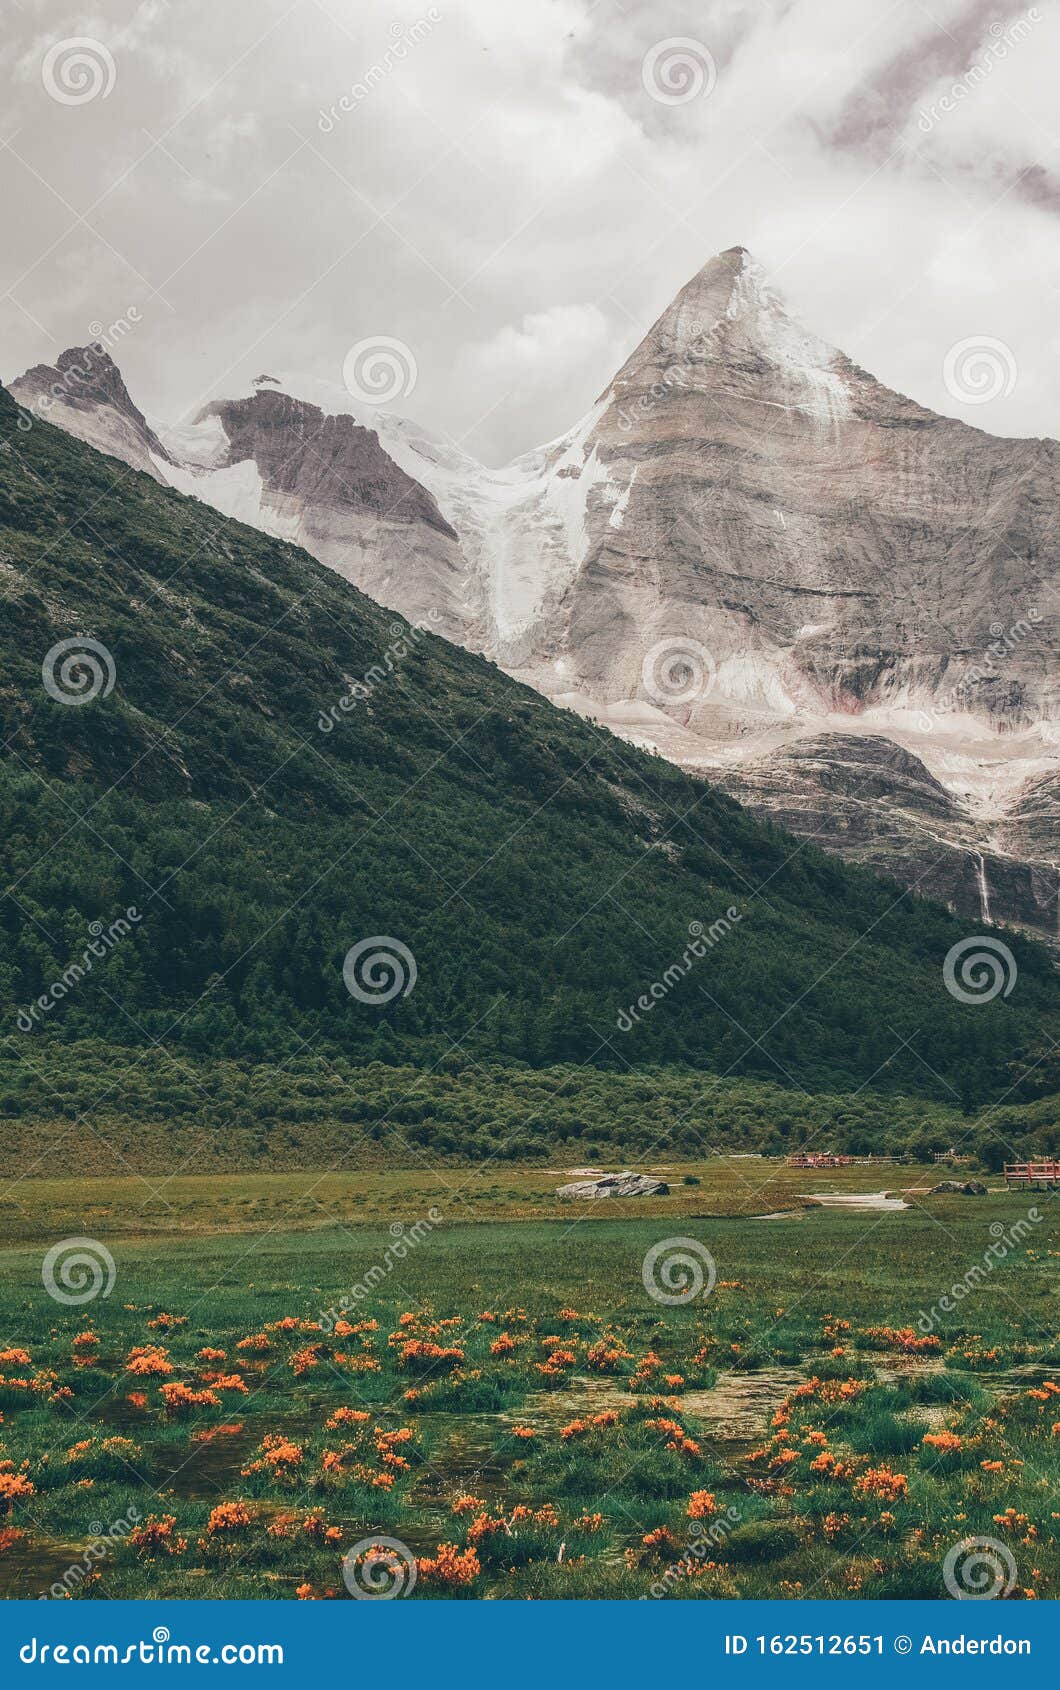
[556,1172,669,1200]
[928,1179,987,1196]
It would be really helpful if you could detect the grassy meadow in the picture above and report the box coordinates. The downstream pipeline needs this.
[0,1159,1056,1600]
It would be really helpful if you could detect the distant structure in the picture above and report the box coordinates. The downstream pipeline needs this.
[787,1152,852,1169]
[934,1150,970,1164]
[1004,1160,1060,1189]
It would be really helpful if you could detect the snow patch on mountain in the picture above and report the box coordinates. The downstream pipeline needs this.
[159,453,301,538]
[725,256,854,427]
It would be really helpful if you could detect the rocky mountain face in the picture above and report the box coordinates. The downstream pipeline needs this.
[10,248,1058,937]
[10,342,172,479]
[11,358,478,642]
[168,385,478,642]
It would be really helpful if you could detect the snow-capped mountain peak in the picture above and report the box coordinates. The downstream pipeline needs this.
[10,247,1059,936]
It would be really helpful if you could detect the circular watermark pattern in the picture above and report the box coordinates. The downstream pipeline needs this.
[641,38,717,105]
[942,1535,1017,1600]
[942,936,1017,1004]
[42,38,116,106]
[342,936,417,1004]
[42,637,116,706]
[342,1535,417,1599]
[342,337,417,406]
[943,336,1017,406]
[642,1237,716,1306]
[641,637,716,707]
[42,1237,116,1306]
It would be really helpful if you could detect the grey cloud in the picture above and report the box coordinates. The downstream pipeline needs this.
[2,0,1058,461]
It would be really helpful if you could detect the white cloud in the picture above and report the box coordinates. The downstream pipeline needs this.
[1,0,1058,455]
[456,303,619,457]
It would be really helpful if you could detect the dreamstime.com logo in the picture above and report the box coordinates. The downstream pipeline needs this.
[943,336,1017,405]
[615,326,708,432]
[942,936,1017,1004]
[642,1237,716,1306]
[917,1209,1041,1334]
[342,1536,418,1598]
[914,608,1042,734]
[42,1237,116,1306]
[17,316,143,434]
[319,1210,443,1331]
[917,12,1041,134]
[16,905,142,1032]
[42,637,116,705]
[19,1629,283,1666]
[616,909,743,1032]
[942,1535,1017,1600]
[342,336,417,406]
[641,637,716,708]
[318,613,439,731]
[641,38,717,105]
[42,1508,141,1600]
[318,11,442,131]
[342,936,417,1004]
[42,38,116,105]
[644,1508,742,1597]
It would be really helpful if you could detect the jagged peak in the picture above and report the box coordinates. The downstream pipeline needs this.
[55,340,116,369]
[603,244,860,428]
[16,341,136,410]
[666,246,788,342]
[10,341,172,463]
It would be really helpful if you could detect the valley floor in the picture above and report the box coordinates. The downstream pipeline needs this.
[0,1165,1056,1600]
[0,1157,978,1241]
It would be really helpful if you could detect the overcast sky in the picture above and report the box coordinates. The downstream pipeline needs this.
[3,0,1059,463]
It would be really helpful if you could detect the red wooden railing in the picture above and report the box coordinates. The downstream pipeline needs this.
[1004,1161,1060,1185]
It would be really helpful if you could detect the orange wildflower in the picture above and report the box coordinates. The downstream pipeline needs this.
[452,1495,486,1516]
[417,1543,481,1586]
[854,1465,908,1502]
[129,1515,187,1557]
[160,1381,221,1415]
[324,1407,370,1430]
[242,1434,303,1477]
[199,1373,249,1394]
[922,1431,962,1453]
[289,1346,321,1376]
[0,1472,35,1511]
[205,1501,254,1533]
[125,1346,172,1378]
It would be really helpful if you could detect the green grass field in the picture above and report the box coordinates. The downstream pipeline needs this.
[0,1162,1056,1600]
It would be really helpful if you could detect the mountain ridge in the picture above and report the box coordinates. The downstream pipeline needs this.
[10,246,1058,938]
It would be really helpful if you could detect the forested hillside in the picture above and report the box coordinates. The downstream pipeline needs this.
[0,387,1055,1116]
